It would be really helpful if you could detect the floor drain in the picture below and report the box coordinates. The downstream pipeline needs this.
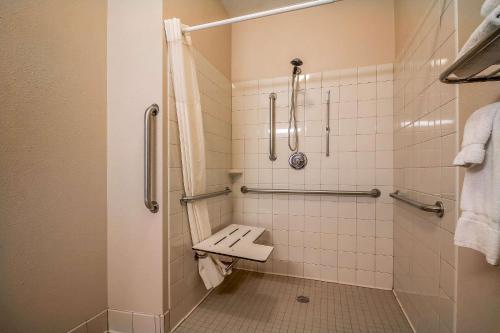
[296,295,310,303]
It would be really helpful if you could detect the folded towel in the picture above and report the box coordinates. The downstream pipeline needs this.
[454,103,500,265]
[454,102,500,166]
[458,5,500,59]
[482,0,500,17]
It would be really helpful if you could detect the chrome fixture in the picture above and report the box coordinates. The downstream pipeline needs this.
[194,252,208,260]
[223,258,240,272]
[288,58,302,152]
[440,26,500,84]
[296,296,310,303]
[241,186,381,198]
[144,104,159,213]
[289,151,307,170]
[180,187,232,205]
[288,58,308,169]
[390,191,444,217]
[269,93,277,161]
[291,58,303,75]
[325,90,331,157]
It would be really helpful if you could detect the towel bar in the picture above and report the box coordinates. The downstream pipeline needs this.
[390,191,444,217]
[440,26,500,84]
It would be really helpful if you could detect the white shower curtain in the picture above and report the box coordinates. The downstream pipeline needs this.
[164,18,227,289]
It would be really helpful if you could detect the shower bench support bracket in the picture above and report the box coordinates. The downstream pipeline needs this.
[192,224,274,262]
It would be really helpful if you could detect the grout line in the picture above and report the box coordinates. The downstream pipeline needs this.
[392,289,417,333]
[66,308,108,333]
[170,288,215,332]
[236,267,393,291]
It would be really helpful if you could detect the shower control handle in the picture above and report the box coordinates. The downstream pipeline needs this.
[144,104,159,213]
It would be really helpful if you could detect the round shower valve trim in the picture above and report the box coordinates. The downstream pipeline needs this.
[289,152,307,170]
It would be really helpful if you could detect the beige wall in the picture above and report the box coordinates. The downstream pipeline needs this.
[455,1,500,332]
[0,1,107,332]
[164,0,231,79]
[231,0,395,82]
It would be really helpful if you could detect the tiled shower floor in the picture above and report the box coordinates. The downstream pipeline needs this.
[174,270,412,333]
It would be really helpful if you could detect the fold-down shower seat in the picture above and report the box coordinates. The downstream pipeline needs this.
[192,224,273,262]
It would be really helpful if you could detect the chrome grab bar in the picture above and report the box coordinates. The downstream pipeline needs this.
[269,93,277,161]
[241,186,381,198]
[144,104,159,213]
[390,191,444,217]
[180,187,232,205]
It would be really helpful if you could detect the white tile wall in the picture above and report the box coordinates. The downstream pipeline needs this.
[167,50,232,328]
[232,64,394,289]
[393,1,458,333]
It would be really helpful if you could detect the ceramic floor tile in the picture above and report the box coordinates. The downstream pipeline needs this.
[174,270,411,333]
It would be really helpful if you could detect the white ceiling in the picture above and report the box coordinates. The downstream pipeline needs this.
[221,0,306,17]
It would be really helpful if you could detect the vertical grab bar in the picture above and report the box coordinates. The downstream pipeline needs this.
[269,93,277,161]
[325,90,331,157]
[144,104,159,213]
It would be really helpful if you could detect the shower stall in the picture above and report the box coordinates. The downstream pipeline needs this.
[163,1,398,330]
[3,1,500,333]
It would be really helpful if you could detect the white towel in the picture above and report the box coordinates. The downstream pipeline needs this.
[454,102,500,166]
[481,0,500,17]
[454,103,500,265]
[458,5,500,59]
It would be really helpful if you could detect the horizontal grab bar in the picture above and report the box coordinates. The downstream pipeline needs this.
[180,187,232,204]
[390,191,444,217]
[241,186,381,198]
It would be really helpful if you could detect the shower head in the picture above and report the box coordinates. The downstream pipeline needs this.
[291,58,303,75]
[291,58,303,67]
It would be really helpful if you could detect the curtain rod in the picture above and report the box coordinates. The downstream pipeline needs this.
[178,0,338,33]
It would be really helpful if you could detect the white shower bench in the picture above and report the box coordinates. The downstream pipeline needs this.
[192,224,273,262]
